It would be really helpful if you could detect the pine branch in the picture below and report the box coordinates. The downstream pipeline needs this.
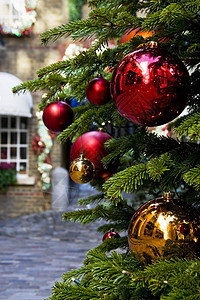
[183,166,200,190]
[145,1,200,31]
[78,193,105,205]
[37,49,104,78]
[104,142,200,203]
[40,6,138,45]
[104,164,148,203]
[102,135,139,168]
[176,112,200,141]
[63,201,134,228]
[146,153,175,182]
[51,284,100,300]
[58,102,116,143]
[12,77,48,94]
[141,258,200,299]
[62,207,98,224]
[87,236,129,256]
[50,255,200,300]
[58,109,96,142]
[103,127,181,162]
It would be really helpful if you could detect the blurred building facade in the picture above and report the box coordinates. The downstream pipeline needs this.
[0,0,94,219]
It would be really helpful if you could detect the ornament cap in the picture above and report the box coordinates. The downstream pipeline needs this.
[79,153,85,160]
[147,40,158,48]
[98,127,103,132]
[162,191,174,200]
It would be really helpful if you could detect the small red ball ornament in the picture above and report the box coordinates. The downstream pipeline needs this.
[86,77,110,105]
[70,131,112,179]
[179,223,190,236]
[43,101,74,132]
[102,229,120,241]
[110,46,190,127]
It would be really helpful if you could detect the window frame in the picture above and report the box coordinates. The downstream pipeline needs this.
[0,115,29,178]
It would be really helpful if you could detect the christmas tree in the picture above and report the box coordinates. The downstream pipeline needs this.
[14,0,200,299]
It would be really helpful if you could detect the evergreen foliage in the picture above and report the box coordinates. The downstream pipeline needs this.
[14,0,200,299]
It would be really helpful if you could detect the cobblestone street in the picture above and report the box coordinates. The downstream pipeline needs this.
[0,206,103,300]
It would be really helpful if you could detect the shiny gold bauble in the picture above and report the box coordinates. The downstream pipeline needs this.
[128,192,200,264]
[69,154,95,184]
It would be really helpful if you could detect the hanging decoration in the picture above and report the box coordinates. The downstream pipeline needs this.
[0,0,37,37]
[70,130,113,180]
[42,101,74,133]
[86,76,111,106]
[69,154,95,184]
[128,192,200,264]
[102,229,120,241]
[33,111,55,191]
[110,44,190,127]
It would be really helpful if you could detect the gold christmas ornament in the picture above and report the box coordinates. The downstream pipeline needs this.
[69,154,95,184]
[128,192,200,264]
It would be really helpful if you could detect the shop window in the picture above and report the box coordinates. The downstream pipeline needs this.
[0,116,29,177]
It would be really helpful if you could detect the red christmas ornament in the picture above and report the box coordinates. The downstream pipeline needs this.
[102,229,120,241]
[179,223,190,236]
[43,101,74,132]
[86,77,110,105]
[70,131,112,179]
[110,46,190,127]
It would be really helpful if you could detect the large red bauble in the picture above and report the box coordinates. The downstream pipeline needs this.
[70,131,112,179]
[86,77,110,105]
[43,101,74,132]
[110,46,190,127]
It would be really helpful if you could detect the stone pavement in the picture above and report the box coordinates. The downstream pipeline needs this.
[0,205,103,300]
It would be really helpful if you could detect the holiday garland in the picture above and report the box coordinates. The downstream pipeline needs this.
[32,111,55,191]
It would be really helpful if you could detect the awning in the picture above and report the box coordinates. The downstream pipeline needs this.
[0,72,33,117]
